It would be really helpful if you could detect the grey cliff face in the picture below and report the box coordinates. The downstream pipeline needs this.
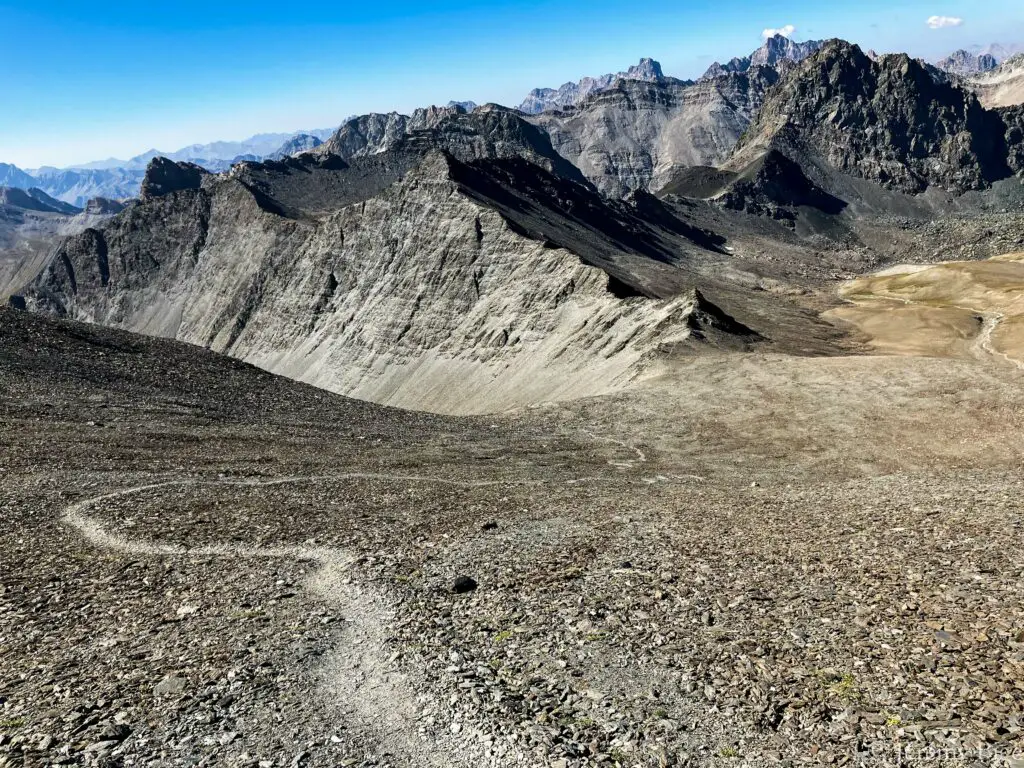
[16,149,748,413]
[527,68,780,198]
[517,58,666,114]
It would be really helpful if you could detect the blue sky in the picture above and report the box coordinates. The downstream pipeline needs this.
[1,0,1021,168]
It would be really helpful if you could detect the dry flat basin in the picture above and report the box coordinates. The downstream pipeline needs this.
[825,252,1024,368]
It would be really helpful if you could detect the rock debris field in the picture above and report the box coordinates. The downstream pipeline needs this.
[4,308,1024,768]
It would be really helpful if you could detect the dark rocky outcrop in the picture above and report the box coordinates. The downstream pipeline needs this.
[319,106,590,186]
[735,40,1014,194]
[657,149,845,226]
[686,289,762,341]
[1001,106,1024,174]
[84,197,128,215]
[139,158,210,201]
[720,150,846,218]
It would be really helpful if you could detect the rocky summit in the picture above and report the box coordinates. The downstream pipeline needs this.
[937,49,999,76]
[517,57,668,114]
[702,34,823,79]
[4,23,1024,768]
[732,40,1015,194]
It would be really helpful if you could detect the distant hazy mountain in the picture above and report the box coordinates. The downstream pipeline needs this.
[67,129,339,172]
[125,129,338,169]
[702,34,824,79]
[518,58,666,114]
[0,187,80,215]
[975,43,1024,63]
[266,134,324,161]
[446,101,478,111]
[937,50,999,75]
[30,167,147,208]
[1,127,344,205]
[0,164,37,189]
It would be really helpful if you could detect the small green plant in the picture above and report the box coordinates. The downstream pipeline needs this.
[719,746,740,758]
[884,712,902,728]
[493,629,513,644]
[653,708,669,719]
[0,718,25,729]
[609,748,629,765]
[829,672,860,703]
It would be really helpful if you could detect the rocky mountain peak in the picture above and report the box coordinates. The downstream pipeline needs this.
[139,158,210,201]
[736,39,1014,194]
[752,34,821,67]
[937,49,999,76]
[318,107,589,186]
[625,58,664,80]
[703,34,823,79]
[517,58,667,114]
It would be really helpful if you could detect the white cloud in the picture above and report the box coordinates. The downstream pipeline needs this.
[762,24,796,39]
[926,15,964,29]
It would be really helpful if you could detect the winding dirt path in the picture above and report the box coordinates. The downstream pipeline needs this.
[62,475,529,768]
[972,311,1024,370]
[580,428,647,467]
[839,292,1024,371]
[59,441,650,765]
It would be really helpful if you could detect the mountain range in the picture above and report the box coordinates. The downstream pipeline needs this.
[7,36,1024,411]
[3,128,340,207]
[6,35,1021,207]
[68,128,339,171]
[517,57,668,114]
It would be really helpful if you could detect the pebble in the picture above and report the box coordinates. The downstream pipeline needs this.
[153,675,187,696]
[452,576,478,594]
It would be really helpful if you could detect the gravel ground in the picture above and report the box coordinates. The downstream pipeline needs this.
[3,308,1024,767]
